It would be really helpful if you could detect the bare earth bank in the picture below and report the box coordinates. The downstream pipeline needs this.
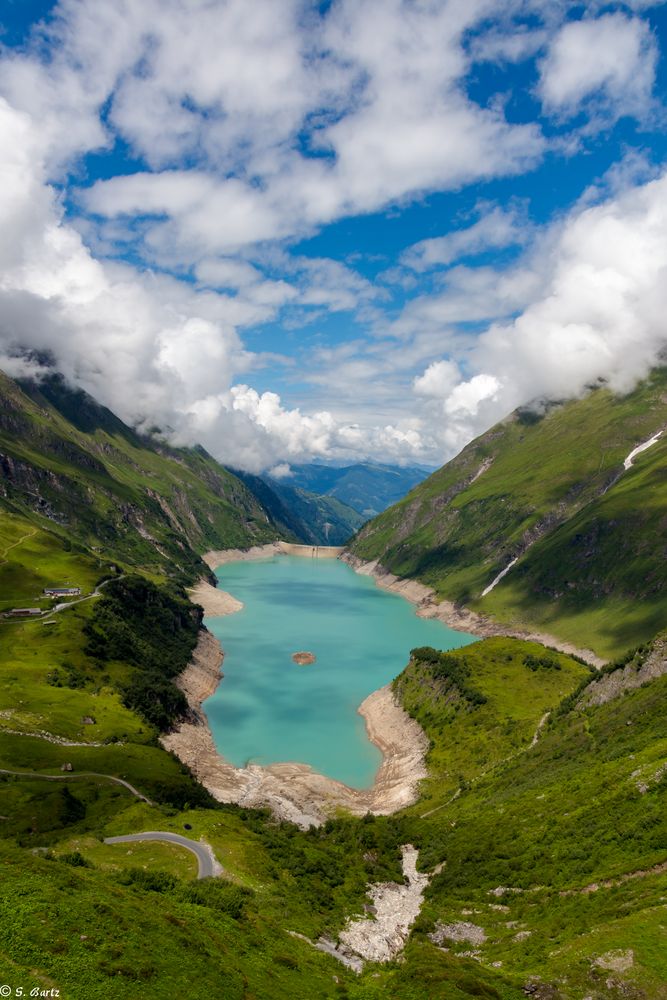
[188,579,243,617]
[163,546,429,828]
[341,553,605,669]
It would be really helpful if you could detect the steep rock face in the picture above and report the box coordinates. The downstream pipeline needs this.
[0,369,280,582]
[348,370,667,654]
[579,635,667,708]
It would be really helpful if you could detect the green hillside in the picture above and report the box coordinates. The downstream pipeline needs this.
[0,370,279,588]
[349,369,667,657]
[397,634,667,999]
[1,629,665,998]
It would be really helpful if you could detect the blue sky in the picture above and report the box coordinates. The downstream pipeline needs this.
[0,0,666,471]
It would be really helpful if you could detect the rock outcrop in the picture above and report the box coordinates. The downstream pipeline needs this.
[579,635,667,708]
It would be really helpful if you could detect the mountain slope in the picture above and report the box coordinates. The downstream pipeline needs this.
[260,479,366,544]
[234,468,366,544]
[348,369,667,657]
[0,370,279,585]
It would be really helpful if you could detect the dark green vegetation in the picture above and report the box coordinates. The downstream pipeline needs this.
[349,369,667,658]
[83,575,200,730]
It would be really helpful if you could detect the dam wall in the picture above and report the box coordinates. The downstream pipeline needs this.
[277,542,345,558]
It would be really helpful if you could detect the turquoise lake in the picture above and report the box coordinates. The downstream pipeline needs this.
[205,556,474,788]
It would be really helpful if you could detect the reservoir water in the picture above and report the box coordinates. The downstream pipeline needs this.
[205,555,474,788]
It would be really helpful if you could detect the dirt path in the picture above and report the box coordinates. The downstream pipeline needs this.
[1,574,123,627]
[42,575,122,620]
[0,527,37,566]
[420,710,552,819]
[560,859,667,896]
[0,727,107,748]
[0,767,152,803]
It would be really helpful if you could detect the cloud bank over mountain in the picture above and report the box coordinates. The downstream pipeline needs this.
[0,1,666,470]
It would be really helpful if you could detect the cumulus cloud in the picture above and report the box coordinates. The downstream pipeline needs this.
[49,0,547,265]
[414,360,461,398]
[410,170,667,454]
[538,14,658,121]
[268,463,293,480]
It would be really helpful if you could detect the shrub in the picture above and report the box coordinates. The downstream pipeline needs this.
[116,868,178,893]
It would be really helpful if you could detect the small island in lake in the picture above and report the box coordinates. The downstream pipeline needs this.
[291,651,316,665]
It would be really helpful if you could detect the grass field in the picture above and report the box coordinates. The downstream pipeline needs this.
[0,511,105,613]
[395,637,591,811]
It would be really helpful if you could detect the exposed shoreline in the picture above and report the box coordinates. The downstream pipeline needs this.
[341,553,605,669]
[164,544,429,827]
[188,579,243,617]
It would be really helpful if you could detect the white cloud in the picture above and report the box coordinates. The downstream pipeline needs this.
[414,360,461,398]
[409,170,667,457]
[0,96,438,471]
[470,26,547,64]
[268,463,293,479]
[294,257,379,313]
[538,14,657,120]
[196,258,262,289]
[393,261,544,336]
[402,205,527,271]
[444,374,501,416]
[46,0,547,266]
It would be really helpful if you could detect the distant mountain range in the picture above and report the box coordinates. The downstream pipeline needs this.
[229,469,367,546]
[230,461,432,547]
[277,462,433,517]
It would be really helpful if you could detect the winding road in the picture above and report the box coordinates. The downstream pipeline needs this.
[103,831,219,879]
